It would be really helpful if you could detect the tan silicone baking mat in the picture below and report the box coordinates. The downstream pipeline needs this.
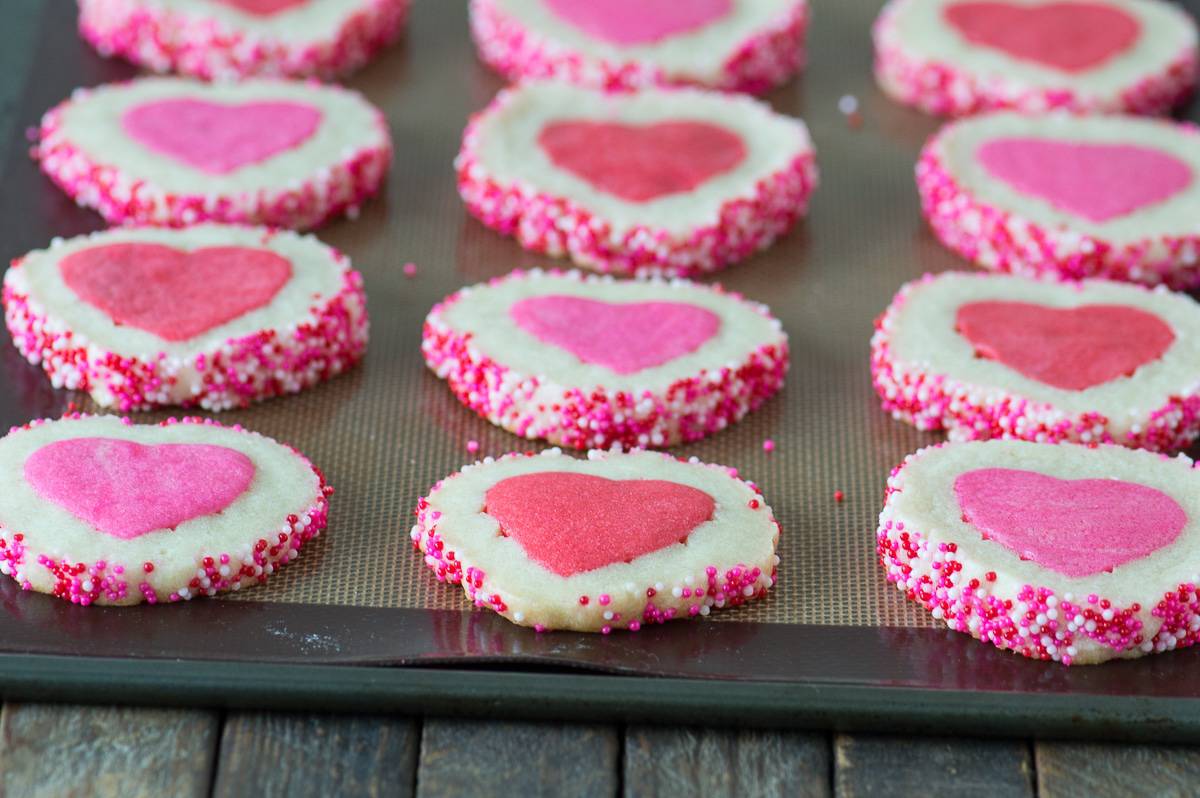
[16,0,1156,630]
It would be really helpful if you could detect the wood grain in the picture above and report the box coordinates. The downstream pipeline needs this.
[0,702,218,798]
[624,726,831,797]
[212,712,418,798]
[417,719,618,798]
[1037,741,1200,798]
[834,734,1033,797]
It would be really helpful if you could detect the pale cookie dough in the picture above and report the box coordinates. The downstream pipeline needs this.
[457,81,817,276]
[874,0,1198,116]
[413,448,780,632]
[872,272,1200,451]
[470,0,808,93]
[423,269,787,449]
[879,439,1200,664]
[78,0,409,80]
[4,224,368,412]
[0,415,330,606]
[919,112,1200,289]
[34,77,391,229]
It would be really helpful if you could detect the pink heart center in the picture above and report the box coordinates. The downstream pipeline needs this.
[210,0,309,16]
[24,438,255,541]
[537,120,747,203]
[543,0,732,45]
[122,99,323,175]
[978,138,1193,223]
[955,301,1174,391]
[954,468,1187,577]
[484,472,715,577]
[510,295,721,374]
[942,1,1140,72]
[60,243,292,342]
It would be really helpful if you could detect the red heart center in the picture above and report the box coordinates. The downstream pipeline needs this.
[955,301,1174,391]
[509,295,721,374]
[537,120,747,203]
[24,438,256,541]
[60,243,293,342]
[543,0,732,45]
[977,138,1193,223]
[211,0,309,15]
[122,99,322,175]
[954,468,1187,577]
[942,1,1140,72]
[484,472,715,577]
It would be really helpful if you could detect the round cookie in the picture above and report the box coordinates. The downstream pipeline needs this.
[422,269,788,449]
[470,0,808,93]
[412,448,780,632]
[878,439,1200,664]
[0,414,331,606]
[3,224,368,412]
[873,0,1198,116]
[78,0,410,80]
[456,81,817,277]
[918,112,1200,289]
[34,77,391,229]
[872,272,1200,452]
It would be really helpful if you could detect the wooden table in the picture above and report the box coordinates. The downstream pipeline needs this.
[3,705,1200,797]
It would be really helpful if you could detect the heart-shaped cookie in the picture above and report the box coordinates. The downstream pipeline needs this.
[955,467,1187,577]
[212,0,309,16]
[485,472,715,576]
[0,415,330,606]
[424,270,787,449]
[537,120,747,202]
[878,439,1200,664]
[542,0,732,45]
[24,437,256,540]
[60,242,293,342]
[942,1,1140,72]
[977,138,1192,223]
[414,449,779,631]
[122,98,323,175]
[510,295,720,374]
[955,300,1175,391]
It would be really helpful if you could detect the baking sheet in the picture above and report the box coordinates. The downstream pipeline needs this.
[3,0,1200,727]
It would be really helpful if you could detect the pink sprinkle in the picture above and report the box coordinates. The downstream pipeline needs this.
[466,439,480,454]
[402,262,418,278]
[762,439,775,452]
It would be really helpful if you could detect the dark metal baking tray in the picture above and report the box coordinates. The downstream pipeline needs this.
[1,0,1199,741]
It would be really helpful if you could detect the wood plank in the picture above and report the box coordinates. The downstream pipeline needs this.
[834,734,1033,797]
[0,702,218,798]
[417,719,618,798]
[624,726,831,798]
[212,712,418,798]
[1037,741,1200,798]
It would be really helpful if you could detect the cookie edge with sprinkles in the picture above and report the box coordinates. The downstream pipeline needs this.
[469,0,809,94]
[877,441,1200,665]
[872,0,1199,117]
[421,269,789,450]
[32,80,393,230]
[869,273,1200,452]
[0,414,332,607]
[2,228,370,412]
[78,0,411,80]
[455,83,818,277]
[411,448,781,633]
